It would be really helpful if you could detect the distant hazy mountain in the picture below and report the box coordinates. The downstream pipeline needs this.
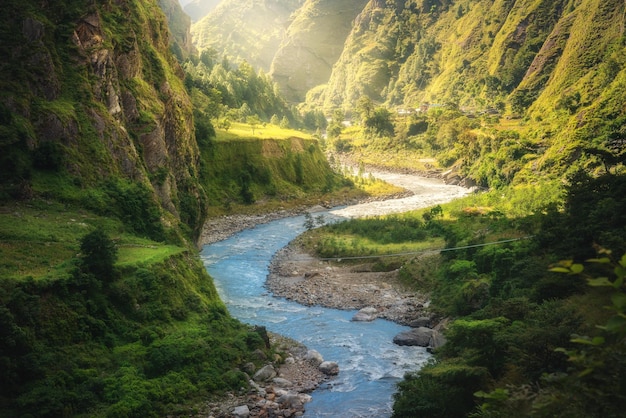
[269,0,369,103]
[192,0,626,137]
[183,0,223,22]
[192,0,304,72]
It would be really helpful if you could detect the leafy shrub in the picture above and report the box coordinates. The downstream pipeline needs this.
[102,179,165,241]
[79,228,118,280]
[393,361,490,418]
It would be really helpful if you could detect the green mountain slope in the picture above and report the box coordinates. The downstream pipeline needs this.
[317,0,626,117]
[0,1,280,415]
[269,0,369,102]
[300,0,625,187]
[191,0,304,72]
[1,0,206,238]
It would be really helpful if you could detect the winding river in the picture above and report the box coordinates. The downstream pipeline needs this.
[200,173,469,417]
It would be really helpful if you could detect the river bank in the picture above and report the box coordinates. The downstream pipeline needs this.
[197,171,469,417]
[266,243,437,326]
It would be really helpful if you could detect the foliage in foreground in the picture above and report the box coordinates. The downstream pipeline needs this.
[302,170,626,417]
[390,172,626,417]
[0,206,271,417]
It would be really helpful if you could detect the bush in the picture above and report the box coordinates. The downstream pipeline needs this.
[103,180,165,241]
[393,361,490,418]
[79,228,117,280]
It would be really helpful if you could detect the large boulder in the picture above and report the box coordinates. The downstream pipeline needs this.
[393,327,434,347]
[305,349,324,366]
[253,364,277,382]
[319,361,339,376]
[232,405,250,418]
[428,330,447,350]
[352,306,378,322]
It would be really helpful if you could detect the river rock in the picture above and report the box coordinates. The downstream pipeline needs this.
[428,329,447,350]
[409,316,434,328]
[319,361,339,375]
[248,379,266,397]
[232,405,250,417]
[242,362,256,375]
[305,349,324,366]
[253,364,277,382]
[252,348,268,360]
[276,389,310,409]
[272,377,293,387]
[393,327,434,347]
[352,306,378,321]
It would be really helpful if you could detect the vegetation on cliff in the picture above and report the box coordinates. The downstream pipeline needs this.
[2,0,626,416]
[0,0,403,415]
[0,201,267,417]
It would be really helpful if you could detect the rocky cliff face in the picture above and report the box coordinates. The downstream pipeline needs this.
[0,0,205,236]
[159,0,196,59]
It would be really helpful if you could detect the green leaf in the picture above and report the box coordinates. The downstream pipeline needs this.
[570,264,584,274]
[604,316,626,333]
[587,277,613,287]
[474,388,509,400]
[587,257,611,264]
[591,336,605,345]
[571,337,594,345]
[612,293,626,310]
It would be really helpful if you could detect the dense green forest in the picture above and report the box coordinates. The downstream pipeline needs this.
[296,170,626,417]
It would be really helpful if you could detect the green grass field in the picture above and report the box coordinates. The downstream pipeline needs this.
[0,200,185,280]
[215,122,314,141]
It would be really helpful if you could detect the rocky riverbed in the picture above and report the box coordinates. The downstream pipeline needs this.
[266,243,436,327]
[197,170,469,417]
[200,334,335,418]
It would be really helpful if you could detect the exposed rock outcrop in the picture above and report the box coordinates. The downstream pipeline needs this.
[4,3,205,234]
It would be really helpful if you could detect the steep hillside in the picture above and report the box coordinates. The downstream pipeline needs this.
[199,134,353,216]
[301,0,625,187]
[159,0,196,60]
[191,0,304,72]
[0,1,272,415]
[269,0,369,102]
[0,0,208,238]
[316,0,626,117]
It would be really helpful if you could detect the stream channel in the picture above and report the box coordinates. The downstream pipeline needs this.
[200,173,469,417]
